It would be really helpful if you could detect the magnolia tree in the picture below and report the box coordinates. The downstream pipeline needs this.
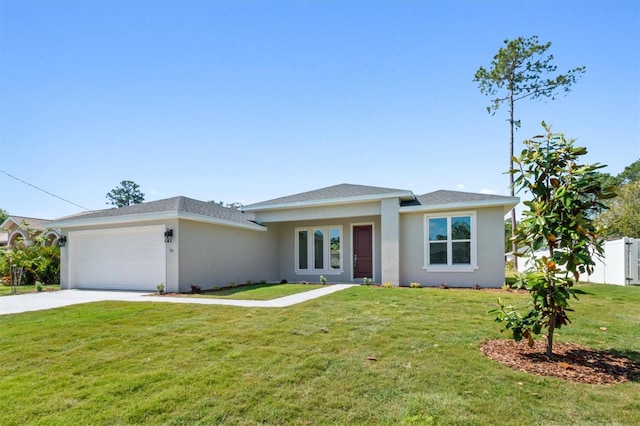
[490,123,615,356]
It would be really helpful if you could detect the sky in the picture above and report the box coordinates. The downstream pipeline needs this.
[1,0,639,220]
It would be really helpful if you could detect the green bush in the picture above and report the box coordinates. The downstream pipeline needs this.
[0,245,60,285]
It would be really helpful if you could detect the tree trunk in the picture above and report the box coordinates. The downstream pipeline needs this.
[546,246,556,357]
[509,92,518,270]
[546,301,556,357]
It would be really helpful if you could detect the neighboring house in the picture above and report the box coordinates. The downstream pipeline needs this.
[48,183,519,292]
[0,216,61,247]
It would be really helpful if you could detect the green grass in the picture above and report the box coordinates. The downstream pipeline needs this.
[188,283,325,300]
[1,284,638,425]
[0,283,60,296]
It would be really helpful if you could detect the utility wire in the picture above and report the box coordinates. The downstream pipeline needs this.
[0,169,93,211]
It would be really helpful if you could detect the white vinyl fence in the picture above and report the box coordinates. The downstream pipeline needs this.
[586,237,640,285]
[517,237,640,285]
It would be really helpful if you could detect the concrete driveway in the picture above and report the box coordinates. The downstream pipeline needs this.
[0,285,357,316]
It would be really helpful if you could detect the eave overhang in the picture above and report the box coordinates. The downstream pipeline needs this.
[243,191,416,212]
[46,211,267,232]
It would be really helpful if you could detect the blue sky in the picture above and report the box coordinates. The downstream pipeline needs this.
[1,0,638,219]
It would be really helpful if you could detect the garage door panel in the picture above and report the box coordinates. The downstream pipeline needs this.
[69,225,166,290]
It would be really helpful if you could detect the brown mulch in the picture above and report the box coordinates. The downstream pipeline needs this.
[481,339,640,385]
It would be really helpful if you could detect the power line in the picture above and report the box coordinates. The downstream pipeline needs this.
[0,169,93,211]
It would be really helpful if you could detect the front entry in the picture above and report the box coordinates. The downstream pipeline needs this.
[353,225,373,279]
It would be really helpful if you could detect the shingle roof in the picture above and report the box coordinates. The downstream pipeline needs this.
[245,183,414,209]
[51,196,259,227]
[413,190,517,206]
[1,216,49,230]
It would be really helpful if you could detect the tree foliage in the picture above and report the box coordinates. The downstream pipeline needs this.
[106,180,145,208]
[474,35,586,268]
[207,200,242,210]
[0,221,60,285]
[597,180,640,238]
[617,159,640,184]
[474,36,586,116]
[591,158,639,237]
[489,123,614,356]
[0,209,8,224]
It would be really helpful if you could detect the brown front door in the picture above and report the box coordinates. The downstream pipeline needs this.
[353,225,373,279]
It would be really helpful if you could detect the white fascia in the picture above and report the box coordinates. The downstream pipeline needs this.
[47,211,267,232]
[400,197,519,214]
[243,191,416,212]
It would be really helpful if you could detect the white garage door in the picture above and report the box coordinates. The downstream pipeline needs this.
[68,225,166,291]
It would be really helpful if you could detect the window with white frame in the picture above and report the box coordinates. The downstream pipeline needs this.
[295,226,343,274]
[424,213,477,271]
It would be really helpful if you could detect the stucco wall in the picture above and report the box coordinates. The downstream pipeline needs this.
[268,215,382,284]
[399,206,506,287]
[177,220,278,291]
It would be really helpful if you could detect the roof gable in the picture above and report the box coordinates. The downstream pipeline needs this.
[244,183,415,210]
[0,216,48,231]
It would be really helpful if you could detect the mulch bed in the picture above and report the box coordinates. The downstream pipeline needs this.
[481,339,640,385]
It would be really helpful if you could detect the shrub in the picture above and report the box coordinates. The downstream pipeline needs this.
[0,245,60,285]
[156,283,165,294]
[319,275,327,285]
[229,282,237,288]
[280,279,288,284]
[439,283,449,289]
[362,277,372,286]
[190,284,202,294]
[382,281,393,288]
[409,282,421,288]
[472,284,481,290]
[35,281,43,292]
[260,280,267,284]
[504,275,518,287]
[246,279,254,285]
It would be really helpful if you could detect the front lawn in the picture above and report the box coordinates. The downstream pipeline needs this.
[0,283,60,296]
[0,284,638,425]
[188,283,325,300]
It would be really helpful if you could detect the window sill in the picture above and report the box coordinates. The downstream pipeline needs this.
[423,265,479,273]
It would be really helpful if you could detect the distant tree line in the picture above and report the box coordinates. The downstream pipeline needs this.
[595,159,640,238]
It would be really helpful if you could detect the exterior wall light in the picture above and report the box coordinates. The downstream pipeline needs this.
[57,236,67,247]
[164,229,173,243]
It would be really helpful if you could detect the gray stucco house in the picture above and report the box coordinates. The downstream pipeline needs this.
[48,183,519,292]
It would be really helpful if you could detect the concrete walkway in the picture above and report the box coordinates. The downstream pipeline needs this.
[0,284,357,316]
